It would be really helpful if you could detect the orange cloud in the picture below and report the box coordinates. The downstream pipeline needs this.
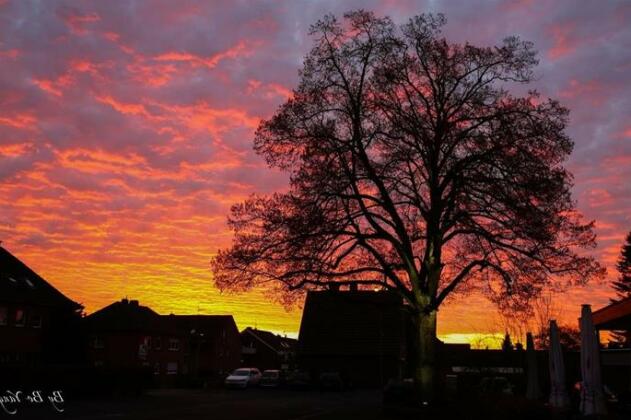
[0,113,36,129]
[154,40,253,69]
[96,95,149,116]
[0,143,32,157]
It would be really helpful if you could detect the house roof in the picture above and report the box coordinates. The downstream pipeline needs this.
[0,246,82,311]
[84,299,164,332]
[165,314,238,337]
[592,297,631,330]
[241,327,298,353]
[298,290,405,357]
[85,299,238,337]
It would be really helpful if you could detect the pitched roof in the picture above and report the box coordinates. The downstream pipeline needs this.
[298,290,405,357]
[165,314,238,337]
[241,327,298,353]
[0,246,82,311]
[84,299,164,332]
[85,299,238,337]
[592,296,631,330]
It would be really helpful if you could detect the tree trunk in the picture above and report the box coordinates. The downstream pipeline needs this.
[414,308,438,402]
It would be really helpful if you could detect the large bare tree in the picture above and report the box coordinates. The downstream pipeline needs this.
[212,11,603,400]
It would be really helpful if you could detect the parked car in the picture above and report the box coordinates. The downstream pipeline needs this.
[286,370,312,390]
[224,368,261,388]
[478,376,514,395]
[382,378,418,412]
[260,370,281,388]
[319,372,344,391]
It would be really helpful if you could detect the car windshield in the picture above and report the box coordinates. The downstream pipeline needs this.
[232,369,250,377]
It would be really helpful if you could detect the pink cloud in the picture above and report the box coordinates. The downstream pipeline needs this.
[547,22,579,60]
[154,40,254,69]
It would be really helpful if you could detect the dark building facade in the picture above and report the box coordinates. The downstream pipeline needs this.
[240,327,297,371]
[0,246,83,368]
[169,315,241,379]
[297,290,407,387]
[83,299,240,386]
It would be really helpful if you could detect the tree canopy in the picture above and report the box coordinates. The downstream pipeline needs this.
[608,230,631,346]
[611,230,631,301]
[212,10,603,315]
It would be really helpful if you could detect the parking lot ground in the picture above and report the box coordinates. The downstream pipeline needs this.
[11,388,391,420]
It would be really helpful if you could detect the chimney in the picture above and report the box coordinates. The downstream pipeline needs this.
[130,300,139,307]
[328,283,340,292]
[121,298,129,305]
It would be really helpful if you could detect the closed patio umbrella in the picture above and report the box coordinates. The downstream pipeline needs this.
[548,320,569,409]
[526,332,541,400]
[579,304,607,416]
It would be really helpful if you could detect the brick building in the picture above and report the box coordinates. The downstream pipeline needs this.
[83,299,240,386]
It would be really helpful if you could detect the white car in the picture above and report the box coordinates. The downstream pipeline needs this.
[224,368,262,388]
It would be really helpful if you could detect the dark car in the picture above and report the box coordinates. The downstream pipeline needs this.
[382,378,418,410]
[286,370,312,390]
[260,370,281,388]
[319,372,344,391]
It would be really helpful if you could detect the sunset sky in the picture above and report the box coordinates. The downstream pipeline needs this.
[1,0,630,343]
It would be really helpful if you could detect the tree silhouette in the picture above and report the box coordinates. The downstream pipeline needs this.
[534,324,580,351]
[502,332,514,352]
[609,230,631,346]
[212,10,604,400]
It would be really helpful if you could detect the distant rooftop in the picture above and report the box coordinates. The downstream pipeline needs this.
[0,246,82,311]
[241,326,298,353]
[593,296,631,330]
[85,298,238,334]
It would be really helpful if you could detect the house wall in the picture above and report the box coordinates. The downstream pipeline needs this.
[84,323,241,387]
[0,303,49,362]
[0,302,81,366]
[202,327,240,376]
[86,330,189,387]
[299,353,402,387]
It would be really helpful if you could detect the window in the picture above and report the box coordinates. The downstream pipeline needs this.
[94,360,104,367]
[0,307,7,326]
[24,278,34,288]
[30,313,42,328]
[166,362,178,375]
[168,338,180,351]
[93,336,104,349]
[153,362,160,375]
[154,337,162,350]
[14,309,25,327]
